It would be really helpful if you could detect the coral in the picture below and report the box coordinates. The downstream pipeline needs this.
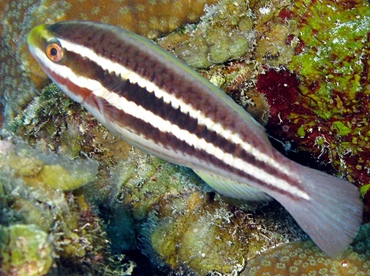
[243,223,370,276]
[2,0,370,274]
[1,141,98,191]
[49,0,218,39]
[0,0,217,121]
[0,224,53,276]
[150,204,247,275]
[119,151,250,274]
[158,0,256,68]
[156,0,295,127]
[6,81,304,274]
[252,0,298,67]
[9,83,134,171]
[115,149,305,275]
[0,0,48,121]
[257,0,370,191]
[0,140,129,275]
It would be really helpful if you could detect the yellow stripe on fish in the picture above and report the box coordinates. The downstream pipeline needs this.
[27,21,362,257]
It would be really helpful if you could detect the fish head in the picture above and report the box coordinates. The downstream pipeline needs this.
[27,22,96,104]
[28,24,65,72]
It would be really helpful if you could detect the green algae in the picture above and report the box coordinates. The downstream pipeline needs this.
[297,125,306,138]
[255,0,370,187]
[361,184,370,197]
[289,0,370,120]
[0,224,53,276]
[331,121,352,137]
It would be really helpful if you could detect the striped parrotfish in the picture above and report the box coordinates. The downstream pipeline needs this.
[27,21,362,257]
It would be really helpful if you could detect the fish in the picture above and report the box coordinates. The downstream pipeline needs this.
[27,21,362,257]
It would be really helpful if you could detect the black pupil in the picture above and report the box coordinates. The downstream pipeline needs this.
[50,47,58,56]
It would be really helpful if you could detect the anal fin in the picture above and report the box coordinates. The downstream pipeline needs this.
[194,170,271,201]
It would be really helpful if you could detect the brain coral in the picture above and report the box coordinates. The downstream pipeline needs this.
[0,0,217,121]
[243,223,370,276]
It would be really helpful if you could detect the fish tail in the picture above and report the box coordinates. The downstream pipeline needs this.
[275,164,363,257]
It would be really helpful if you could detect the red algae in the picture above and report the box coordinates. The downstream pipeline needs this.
[256,0,370,205]
[257,68,304,124]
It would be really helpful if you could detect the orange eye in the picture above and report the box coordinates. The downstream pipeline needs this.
[46,42,63,62]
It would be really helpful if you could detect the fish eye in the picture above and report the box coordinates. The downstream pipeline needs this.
[45,41,63,62]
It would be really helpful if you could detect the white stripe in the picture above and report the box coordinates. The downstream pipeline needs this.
[29,47,101,104]
[93,86,309,200]
[32,40,310,200]
[59,39,293,178]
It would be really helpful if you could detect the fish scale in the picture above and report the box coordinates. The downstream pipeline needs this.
[27,20,363,258]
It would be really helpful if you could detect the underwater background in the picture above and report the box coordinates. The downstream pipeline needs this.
[1,0,369,275]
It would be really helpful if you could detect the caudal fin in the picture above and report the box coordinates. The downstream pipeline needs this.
[275,165,363,258]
